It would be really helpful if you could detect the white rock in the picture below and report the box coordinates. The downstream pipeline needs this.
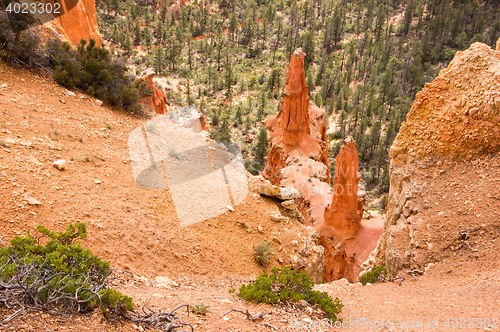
[269,212,288,223]
[134,276,151,287]
[95,100,103,106]
[66,91,76,97]
[95,180,102,184]
[154,276,178,288]
[281,199,297,210]
[26,196,41,205]
[257,226,263,233]
[0,84,7,88]
[425,263,435,272]
[225,205,235,212]
[53,159,66,170]
[278,187,300,200]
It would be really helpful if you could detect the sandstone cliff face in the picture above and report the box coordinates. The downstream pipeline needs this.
[29,0,101,46]
[262,49,381,283]
[363,41,500,277]
[53,0,101,46]
[390,42,500,160]
[138,72,168,115]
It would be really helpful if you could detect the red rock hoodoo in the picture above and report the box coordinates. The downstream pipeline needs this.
[262,49,381,283]
[279,49,311,144]
[138,71,168,115]
[323,137,364,238]
[262,48,330,188]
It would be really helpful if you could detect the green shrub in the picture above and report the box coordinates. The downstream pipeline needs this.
[46,38,144,112]
[189,303,210,315]
[0,223,134,316]
[359,266,388,285]
[238,266,343,321]
[254,240,274,266]
[98,288,134,318]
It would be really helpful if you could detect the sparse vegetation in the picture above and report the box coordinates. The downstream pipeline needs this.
[47,38,148,112]
[253,240,274,266]
[189,303,211,315]
[238,266,343,321]
[0,223,134,317]
[359,265,388,285]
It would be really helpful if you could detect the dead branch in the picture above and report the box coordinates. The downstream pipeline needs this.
[219,308,268,321]
[1,307,24,327]
[406,269,424,279]
[131,304,193,332]
[445,227,481,252]
[263,322,278,330]
[378,274,405,285]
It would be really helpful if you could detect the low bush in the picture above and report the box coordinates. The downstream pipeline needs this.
[359,266,388,285]
[253,240,274,266]
[47,38,148,112]
[189,303,210,315]
[0,223,133,316]
[238,266,343,321]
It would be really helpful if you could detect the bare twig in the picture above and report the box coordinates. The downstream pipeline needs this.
[406,270,423,280]
[1,307,24,327]
[263,322,278,330]
[219,308,268,321]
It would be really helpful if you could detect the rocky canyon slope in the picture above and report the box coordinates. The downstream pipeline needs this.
[363,40,500,276]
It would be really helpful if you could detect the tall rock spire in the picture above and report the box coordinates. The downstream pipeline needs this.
[323,137,364,237]
[262,48,330,185]
[278,48,311,145]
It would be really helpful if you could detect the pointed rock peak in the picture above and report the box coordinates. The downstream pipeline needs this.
[278,48,311,145]
[284,48,308,96]
[344,136,355,146]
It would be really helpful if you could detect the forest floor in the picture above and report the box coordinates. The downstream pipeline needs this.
[0,63,499,332]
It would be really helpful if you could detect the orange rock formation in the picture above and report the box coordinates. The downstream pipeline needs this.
[363,40,500,277]
[262,48,330,187]
[43,0,101,46]
[279,49,311,144]
[324,137,364,238]
[262,49,381,283]
[389,42,500,160]
[138,72,168,115]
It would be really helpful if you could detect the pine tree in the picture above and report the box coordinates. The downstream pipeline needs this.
[254,128,269,165]
[135,19,142,44]
[234,106,243,127]
[122,31,133,52]
[314,93,323,107]
[257,92,266,120]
